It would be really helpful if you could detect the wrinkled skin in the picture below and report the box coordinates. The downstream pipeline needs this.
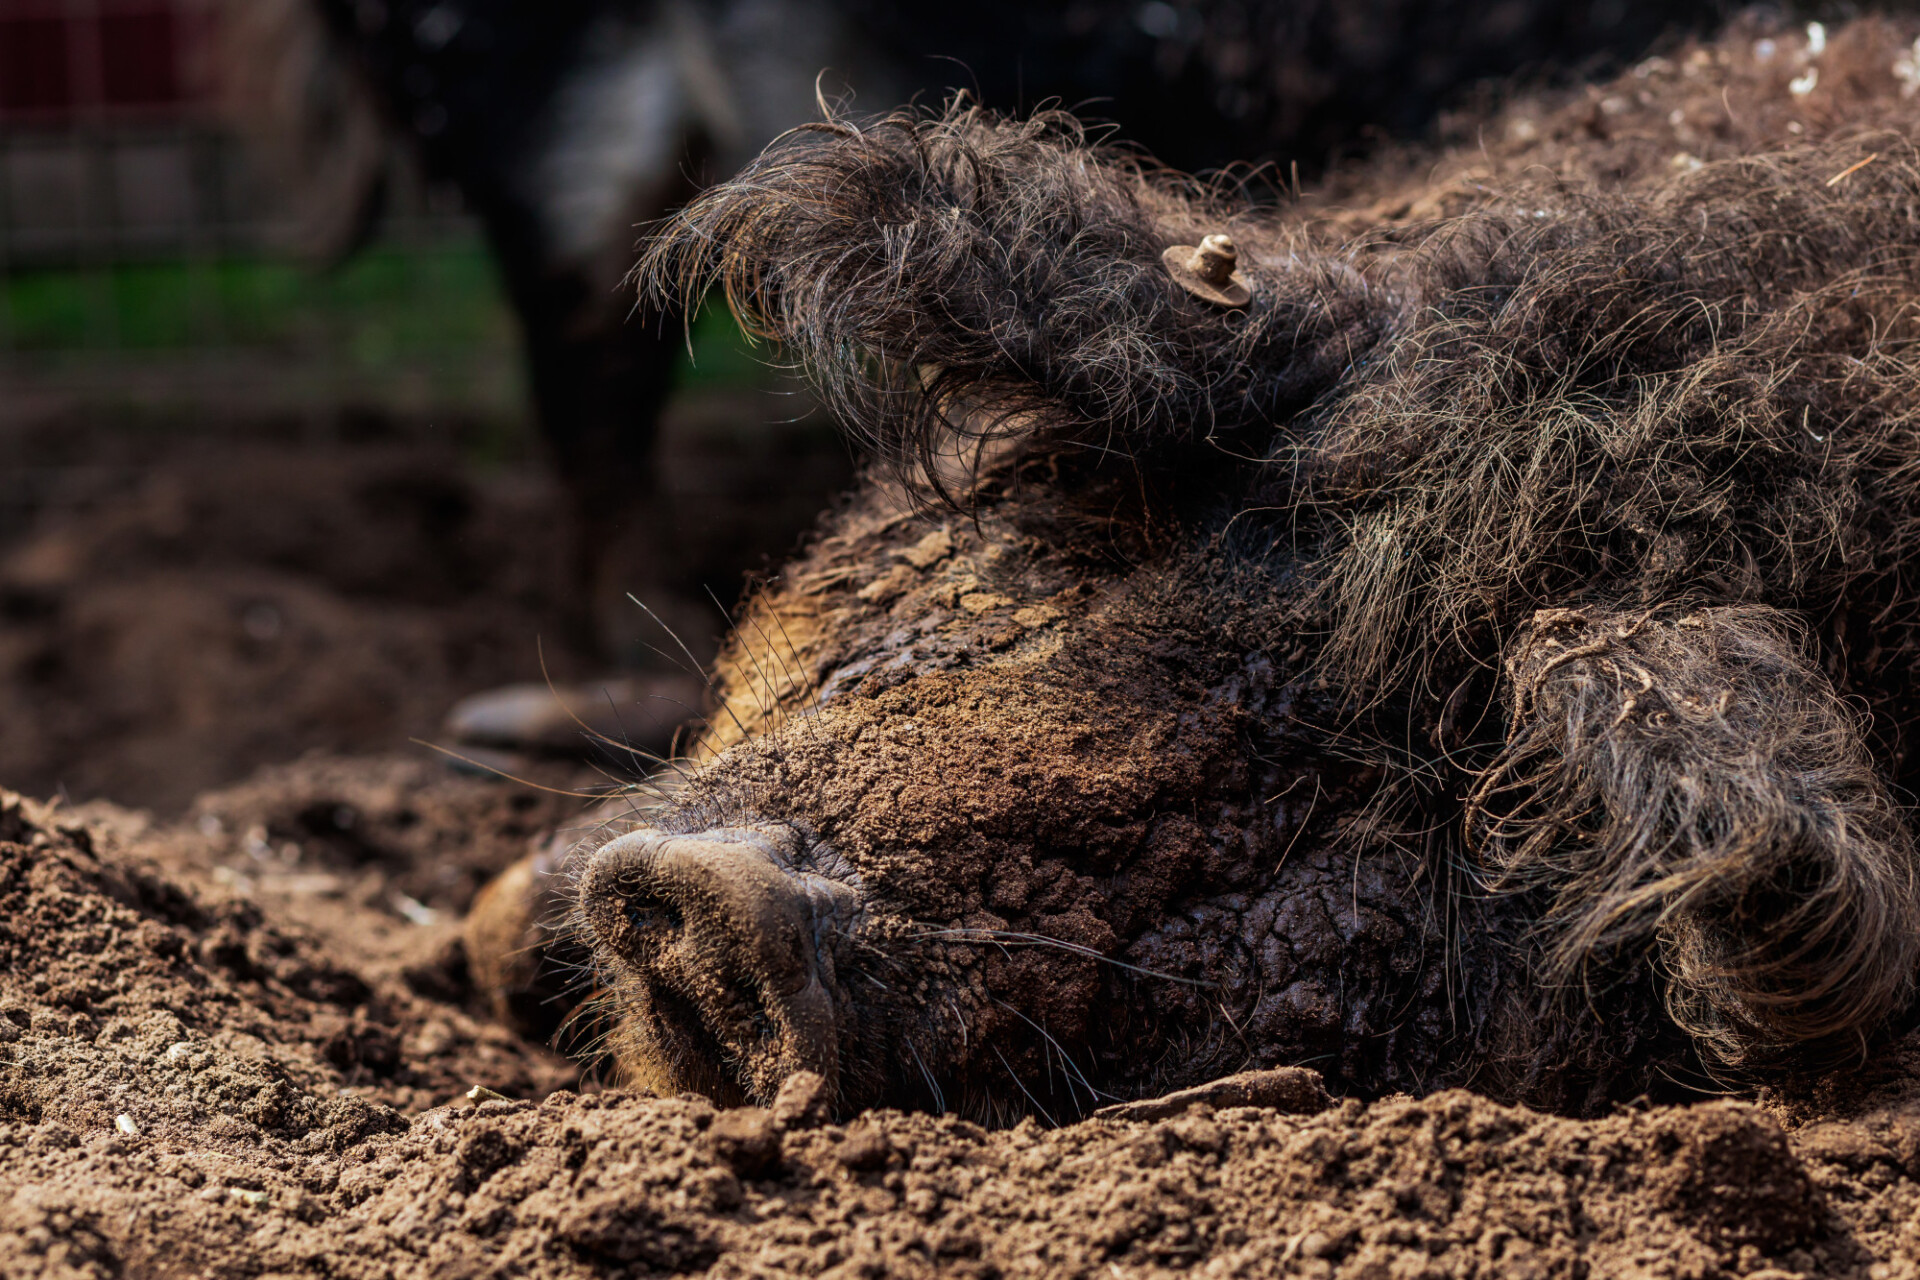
[478,457,1672,1119]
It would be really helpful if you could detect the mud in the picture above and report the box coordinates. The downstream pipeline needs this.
[16,14,1920,1276]
[1,787,1919,1278]
[0,419,588,813]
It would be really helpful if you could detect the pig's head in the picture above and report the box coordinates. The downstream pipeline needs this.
[572,475,1526,1117]
[571,104,1505,1118]
[569,95,1920,1117]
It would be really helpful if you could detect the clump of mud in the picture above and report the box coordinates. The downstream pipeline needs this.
[5,783,1920,1279]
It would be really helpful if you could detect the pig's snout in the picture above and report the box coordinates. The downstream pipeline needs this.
[578,825,854,1100]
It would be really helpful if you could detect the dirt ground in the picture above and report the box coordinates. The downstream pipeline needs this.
[0,391,851,812]
[0,421,1916,1279]
[4,779,1920,1280]
[16,25,1920,1268]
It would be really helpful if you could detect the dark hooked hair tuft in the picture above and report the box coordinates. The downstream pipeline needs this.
[638,102,1386,500]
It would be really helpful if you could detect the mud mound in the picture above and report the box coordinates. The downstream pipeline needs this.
[0,436,593,813]
[3,790,1920,1278]
[0,392,852,814]
[185,752,585,928]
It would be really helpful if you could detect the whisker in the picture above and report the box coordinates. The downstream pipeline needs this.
[906,1037,946,1113]
[706,583,779,722]
[631,592,755,743]
[991,1043,1057,1127]
[763,591,828,716]
[741,592,814,716]
[408,740,609,798]
[532,637,678,776]
[909,927,1212,987]
[992,998,1111,1108]
[627,593,713,684]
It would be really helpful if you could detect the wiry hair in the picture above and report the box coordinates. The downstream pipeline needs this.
[640,104,1385,498]
[640,47,1920,1077]
[1304,145,1920,701]
[1468,607,1920,1068]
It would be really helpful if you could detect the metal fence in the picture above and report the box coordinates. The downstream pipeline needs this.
[0,0,525,444]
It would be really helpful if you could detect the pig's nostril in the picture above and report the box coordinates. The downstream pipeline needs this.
[623,898,681,936]
[577,846,686,956]
[576,825,855,1099]
[600,863,686,936]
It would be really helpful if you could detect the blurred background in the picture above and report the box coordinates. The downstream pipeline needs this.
[0,0,841,811]
[0,0,1723,813]
[0,0,520,450]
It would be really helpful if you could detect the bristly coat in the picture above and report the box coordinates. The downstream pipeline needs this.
[217,0,1719,679]
[638,17,1920,1088]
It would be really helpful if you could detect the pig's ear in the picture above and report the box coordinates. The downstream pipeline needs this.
[638,101,1386,496]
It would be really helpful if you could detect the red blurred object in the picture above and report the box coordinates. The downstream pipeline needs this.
[0,0,209,122]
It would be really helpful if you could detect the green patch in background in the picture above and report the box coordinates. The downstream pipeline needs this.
[0,242,512,360]
[673,303,770,388]
[0,241,772,464]
[0,242,766,380]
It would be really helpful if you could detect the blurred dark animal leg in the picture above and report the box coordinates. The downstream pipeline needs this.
[441,266,708,763]
[517,268,682,655]
[441,247,714,771]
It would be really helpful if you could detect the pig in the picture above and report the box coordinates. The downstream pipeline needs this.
[469,16,1920,1119]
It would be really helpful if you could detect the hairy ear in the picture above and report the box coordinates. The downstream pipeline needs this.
[638,101,1387,495]
[1471,606,1920,1071]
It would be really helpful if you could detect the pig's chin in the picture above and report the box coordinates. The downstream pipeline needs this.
[577,823,865,1105]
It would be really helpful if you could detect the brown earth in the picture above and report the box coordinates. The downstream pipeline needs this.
[0,391,851,812]
[6,782,1920,1280]
[15,18,1920,1277]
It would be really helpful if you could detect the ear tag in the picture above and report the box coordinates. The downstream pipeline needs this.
[1162,233,1252,307]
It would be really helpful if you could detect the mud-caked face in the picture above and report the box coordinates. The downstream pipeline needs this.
[575,465,1477,1117]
